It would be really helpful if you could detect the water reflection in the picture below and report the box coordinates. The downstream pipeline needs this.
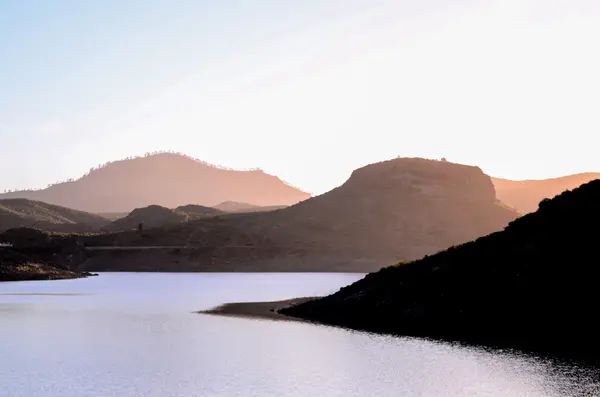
[0,273,598,397]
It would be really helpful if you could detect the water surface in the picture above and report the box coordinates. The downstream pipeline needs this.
[0,273,598,397]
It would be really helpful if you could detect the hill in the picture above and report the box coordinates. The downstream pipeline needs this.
[0,198,109,233]
[491,173,600,213]
[0,229,94,281]
[0,247,93,281]
[280,179,600,362]
[214,201,287,213]
[80,158,518,272]
[0,152,311,213]
[104,204,224,232]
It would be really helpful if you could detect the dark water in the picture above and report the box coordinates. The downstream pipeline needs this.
[0,273,598,397]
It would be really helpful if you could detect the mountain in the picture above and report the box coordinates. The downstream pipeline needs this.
[0,152,311,213]
[214,201,287,213]
[0,198,109,233]
[281,179,600,362]
[104,204,224,232]
[491,173,600,213]
[80,158,518,272]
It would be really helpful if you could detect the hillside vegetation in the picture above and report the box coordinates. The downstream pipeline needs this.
[0,199,109,233]
[281,178,600,362]
[104,204,224,232]
[491,173,600,213]
[0,152,311,212]
[80,158,518,272]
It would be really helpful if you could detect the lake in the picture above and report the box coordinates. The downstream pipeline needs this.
[0,273,598,397]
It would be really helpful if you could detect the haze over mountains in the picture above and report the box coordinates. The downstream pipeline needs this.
[0,153,310,213]
[81,158,519,272]
[490,173,600,214]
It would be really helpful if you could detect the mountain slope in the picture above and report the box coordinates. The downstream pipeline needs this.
[491,173,600,213]
[104,204,224,231]
[0,152,311,213]
[214,201,287,213]
[281,178,600,361]
[0,199,109,232]
[81,158,519,272]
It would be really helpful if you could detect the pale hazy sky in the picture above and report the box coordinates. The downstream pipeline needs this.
[1,0,600,195]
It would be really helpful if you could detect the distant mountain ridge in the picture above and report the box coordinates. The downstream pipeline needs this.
[0,152,311,213]
[0,198,109,233]
[214,201,287,213]
[491,173,600,213]
[80,157,519,272]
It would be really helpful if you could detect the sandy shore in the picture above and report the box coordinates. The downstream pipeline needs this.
[198,297,317,322]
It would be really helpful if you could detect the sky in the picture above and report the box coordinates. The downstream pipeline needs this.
[1,0,600,195]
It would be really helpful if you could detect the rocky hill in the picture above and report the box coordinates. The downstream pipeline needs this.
[281,179,600,362]
[0,152,311,213]
[0,198,110,233]
[80,158,519,272]
[104,204,224,232]
[491,173,600,213]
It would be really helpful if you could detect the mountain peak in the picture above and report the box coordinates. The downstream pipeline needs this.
[0,152,311,213]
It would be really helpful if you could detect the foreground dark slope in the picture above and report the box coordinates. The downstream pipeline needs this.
[281,179,600,361]
[0,153,311,213]
[491,172,600,213]
[81,158,518,272]
[0,198,109,232]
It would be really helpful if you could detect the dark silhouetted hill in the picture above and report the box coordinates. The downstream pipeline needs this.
[491,173,600,213]
[104,204,224,232]
[0,152,311,213]
[0,247,92,281]
[281,179,600,362]
[0,199,109,233]
[214,201,287,213]
[0,229,94,281]
[80,158,518,272]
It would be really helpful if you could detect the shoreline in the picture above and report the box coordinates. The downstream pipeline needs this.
[198,297,317,322]
[199,297,600,367]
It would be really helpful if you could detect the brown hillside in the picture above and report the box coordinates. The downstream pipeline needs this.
[104,204,224,232]
[0,199,109,233]
[0,152,311,213]
[214,201,287,213]
[82,158,519,272]
[491,173,600,214]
